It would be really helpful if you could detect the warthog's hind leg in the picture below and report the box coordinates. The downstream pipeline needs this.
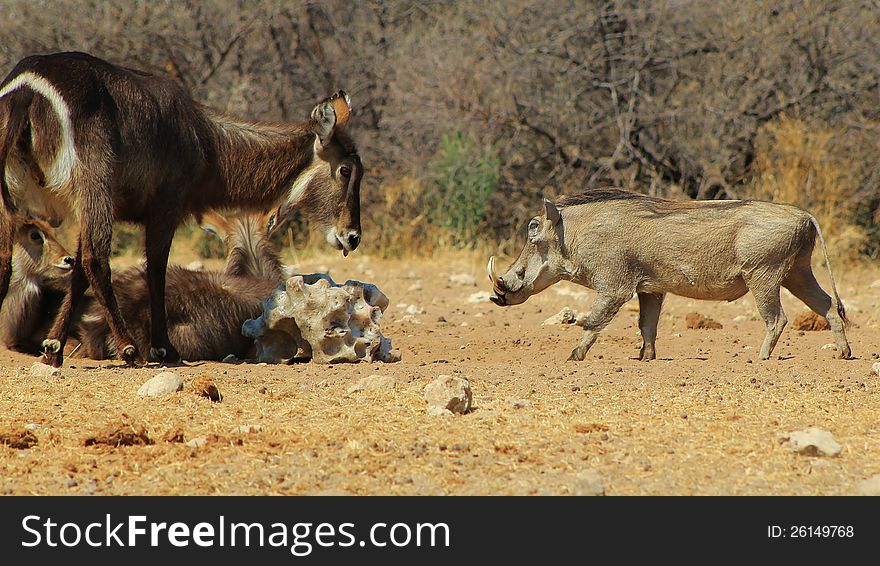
[749,283,787,360]
[637,292,664,361]
[568,293,630,361]
[782,268,851,359]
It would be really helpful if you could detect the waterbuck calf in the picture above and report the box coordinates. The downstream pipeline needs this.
[76,210,285,361]
[0,51,363,367]
[0,217,74,354]
[488,188,851,361]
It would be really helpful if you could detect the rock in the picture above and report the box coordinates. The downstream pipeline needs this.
[406,281,423,292]
[543,307,578,325]
[871,362,880,377]
[571,469,605,496]
[243,274,399,364]
[424,375,472,415]
[856,474,880,496]
[779,427,842,457]
[467,291,492,304]
[191,374,222,402]
[404,304,425,315]
[23,423,39,430]
[792,311,830,331]
[821,343,837,351]
[448,273,476,286]
[869,280,880,289]
[186,260,205,271]
[685,312,722,330]
[222,354,239,363]
[732,314,749,323]
[186,437,207,449]
[347,374,396,393]
[137,371,183,397]
[30,362,61,378]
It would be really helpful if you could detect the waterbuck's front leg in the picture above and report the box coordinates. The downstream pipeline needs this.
[0,214,12,308]
[42,244,89,367]
[568,292,631,361]
[637,292,664,361]
[145,212,182,363]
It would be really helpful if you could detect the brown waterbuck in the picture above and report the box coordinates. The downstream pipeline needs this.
[488,188,851,361]
[0,217,74,354]
[76,210,286,361]
[0,51,362,368]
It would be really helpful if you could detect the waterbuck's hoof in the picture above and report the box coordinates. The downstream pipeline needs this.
[149,345,182,364]
[41,339,61,354]
[121,345,144,367]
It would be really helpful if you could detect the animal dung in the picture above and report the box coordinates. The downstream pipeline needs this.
[685,312,723,330]
[242,274,400,364]
[792,311,830,331]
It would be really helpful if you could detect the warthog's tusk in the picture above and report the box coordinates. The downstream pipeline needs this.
[488,256,503,287]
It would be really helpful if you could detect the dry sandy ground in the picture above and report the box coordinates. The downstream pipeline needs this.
[1,250,879,495]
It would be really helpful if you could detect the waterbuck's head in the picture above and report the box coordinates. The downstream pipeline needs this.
[13,217,74,283]
[277,91,362,257]
[488,199,568,306]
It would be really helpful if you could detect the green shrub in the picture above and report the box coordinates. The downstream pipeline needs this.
[424,133,499,247]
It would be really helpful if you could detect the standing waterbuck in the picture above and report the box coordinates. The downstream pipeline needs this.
[488,188,851,361]
[0,51,363,367]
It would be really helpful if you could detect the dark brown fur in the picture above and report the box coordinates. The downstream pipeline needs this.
[77,212,284,361]
[0,52,362,367]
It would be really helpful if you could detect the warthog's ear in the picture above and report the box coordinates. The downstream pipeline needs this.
[310,91,352,146]
[544,198,561,225]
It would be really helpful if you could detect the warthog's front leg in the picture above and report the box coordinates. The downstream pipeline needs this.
[568,293,630,361]
[637,292,664,361]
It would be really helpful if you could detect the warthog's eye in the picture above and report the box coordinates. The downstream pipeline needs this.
[528,218,539,233]
[339,166,351,178]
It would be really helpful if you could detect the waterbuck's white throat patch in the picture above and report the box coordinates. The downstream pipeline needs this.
[0,71,78,189]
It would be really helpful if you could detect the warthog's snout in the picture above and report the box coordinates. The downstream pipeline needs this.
[488,256,523,306]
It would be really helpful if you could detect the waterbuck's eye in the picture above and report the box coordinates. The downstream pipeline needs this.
[339,166,351,177]
[29,230,43,243]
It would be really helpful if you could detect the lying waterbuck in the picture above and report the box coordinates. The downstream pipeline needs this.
[77,210,284,361]
[0,51,362,367]
[0,217,74,354]
[488,188,851,361]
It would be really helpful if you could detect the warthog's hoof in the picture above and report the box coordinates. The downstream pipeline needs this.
[568,349,586,362]
[121,345,144,367]
[836,346,852,360]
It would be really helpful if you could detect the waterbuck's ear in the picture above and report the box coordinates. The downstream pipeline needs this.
[310,91,352,146]
[199,210,231,239]
[544,198,561,225]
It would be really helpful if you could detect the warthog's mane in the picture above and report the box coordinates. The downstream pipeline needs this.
[556,187,749,216]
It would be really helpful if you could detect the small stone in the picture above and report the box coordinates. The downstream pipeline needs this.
[869,280,880,289]
[137,371,183,397]
[572,469,605,496]
[732,315,749,322]
[30,362,61,378]
[406,282,423,292]
[542,307,578,325]
[856,474,880,496]
[424,376,472,415]
[24,423,39,430]
[347,374,396,393]
[871,362,880,377]
[448,273,476,286]
[467,291,492,304]
[821,343,837,351]
[779,427,842,457]
[186,260,205,271]
[404,304,425,315]
[186,437,207,448]
[222,354,239,363]
[232,425,262,434]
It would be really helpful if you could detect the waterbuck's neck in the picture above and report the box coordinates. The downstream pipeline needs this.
[205,110,319,210]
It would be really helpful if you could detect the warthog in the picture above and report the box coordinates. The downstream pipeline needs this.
[488,188,851,361]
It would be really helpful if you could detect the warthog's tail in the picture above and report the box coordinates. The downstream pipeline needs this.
[809,215,849,327]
